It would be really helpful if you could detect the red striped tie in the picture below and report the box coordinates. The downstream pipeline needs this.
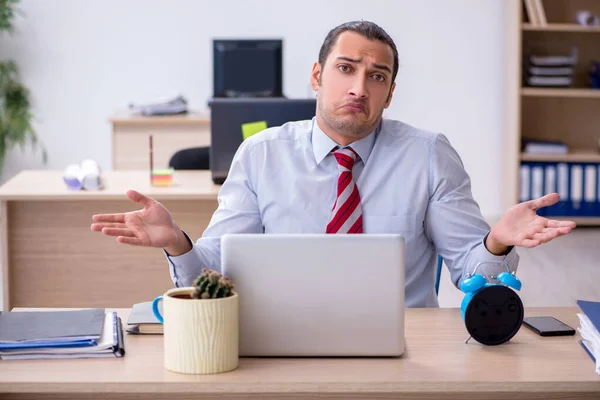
[326,147,363,234]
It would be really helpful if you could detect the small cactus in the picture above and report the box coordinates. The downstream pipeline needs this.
[192,268,234,299]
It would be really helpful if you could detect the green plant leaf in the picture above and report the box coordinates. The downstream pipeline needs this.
[0,60,46,177]
[0,0,21,35]
[0,1,45,177]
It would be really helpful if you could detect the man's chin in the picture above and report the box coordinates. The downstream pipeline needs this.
[333,120,374,137]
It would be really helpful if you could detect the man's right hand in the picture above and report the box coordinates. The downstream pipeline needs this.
[90,190,193,256]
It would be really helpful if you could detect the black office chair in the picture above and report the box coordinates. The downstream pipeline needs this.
[168,147,210,170]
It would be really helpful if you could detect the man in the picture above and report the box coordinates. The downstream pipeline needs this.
[91,21,575,307]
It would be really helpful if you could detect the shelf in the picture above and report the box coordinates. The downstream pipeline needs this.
[550,217,600,226]
[521,150,600,163]
[109,109,210,125]
[521,88,600,98]
[522,23,600,32]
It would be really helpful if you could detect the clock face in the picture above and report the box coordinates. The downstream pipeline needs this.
[464,285,524,346]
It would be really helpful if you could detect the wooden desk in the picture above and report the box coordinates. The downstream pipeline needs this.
[110,109,211,170]
[0,307,598,400]
[0,170,220,310]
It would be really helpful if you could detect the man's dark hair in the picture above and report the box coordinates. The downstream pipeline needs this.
[318,20,399,84]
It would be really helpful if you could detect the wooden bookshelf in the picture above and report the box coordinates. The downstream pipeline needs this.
[521,87,600,98]
[522,23,600,32]
[521,149,600,163]
[510,0,600,225]
[556,217,600,226]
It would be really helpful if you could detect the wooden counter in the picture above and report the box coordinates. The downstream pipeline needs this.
[0,307,598,399]
[0,170,220,310]
[110,109,211,170]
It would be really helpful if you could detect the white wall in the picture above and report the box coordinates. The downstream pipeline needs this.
[0,0,507,309]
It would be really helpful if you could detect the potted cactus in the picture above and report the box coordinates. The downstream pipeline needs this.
[191,268,235,299]
[153,268,239,374]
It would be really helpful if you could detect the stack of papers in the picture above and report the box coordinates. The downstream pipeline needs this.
[522,139,568,155]
[577,300,600,375]
[0,308,125,360]
[129,95,188,116]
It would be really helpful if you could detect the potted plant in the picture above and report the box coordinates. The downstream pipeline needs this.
[0,0,46,178]
[152,268,239,374]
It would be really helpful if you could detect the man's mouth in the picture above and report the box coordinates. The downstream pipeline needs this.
[341,103,366,113]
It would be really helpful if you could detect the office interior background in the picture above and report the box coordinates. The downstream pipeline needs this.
[1,0,599,310]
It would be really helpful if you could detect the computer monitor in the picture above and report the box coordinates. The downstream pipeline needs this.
[213,39,283,98]
[209,97,316,184]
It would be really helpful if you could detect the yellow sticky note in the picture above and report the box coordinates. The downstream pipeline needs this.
[241,121,267,140]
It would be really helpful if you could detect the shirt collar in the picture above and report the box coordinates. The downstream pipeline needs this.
[311,118,378,166]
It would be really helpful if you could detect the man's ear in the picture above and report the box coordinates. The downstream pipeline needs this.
[384,82,396,109]
[310,62,321,91]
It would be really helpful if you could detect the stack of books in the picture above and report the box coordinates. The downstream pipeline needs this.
[522,139,568,155]
[523,0,547,27]
[523,47,577,88]
[577,300,600,375]
[129,95,188,116]
[0,308,125,360]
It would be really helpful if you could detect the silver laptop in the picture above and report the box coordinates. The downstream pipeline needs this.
[221,233,405,357]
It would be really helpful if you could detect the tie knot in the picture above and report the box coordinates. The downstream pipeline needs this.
[333,147,359,171]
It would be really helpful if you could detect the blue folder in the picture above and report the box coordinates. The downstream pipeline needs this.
[0,339,96,350]
[577,300,600,363]
[580,340,596,362]
[577,300,600,331]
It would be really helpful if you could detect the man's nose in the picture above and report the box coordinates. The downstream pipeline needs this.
[348,75,368,99]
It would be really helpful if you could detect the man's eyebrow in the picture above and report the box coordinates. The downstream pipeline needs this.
[336,56,361,63]
[335,56,391,74]
[372,63,392,73]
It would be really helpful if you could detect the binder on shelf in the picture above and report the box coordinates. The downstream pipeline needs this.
[531,163,545,216]
[583,164,597,216]
[520,162,531,203]
[518,160,600,218]
[597,164,600,216]
[543,163,558,215]
[569,163,583,216]
[556,162,570,216]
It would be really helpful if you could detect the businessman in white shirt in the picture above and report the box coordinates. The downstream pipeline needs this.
[91,21,575,307]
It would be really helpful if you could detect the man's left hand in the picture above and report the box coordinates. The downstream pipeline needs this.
[485,193,576,255]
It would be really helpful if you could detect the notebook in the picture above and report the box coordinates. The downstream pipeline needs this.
[576,300,600,374]
[0,308,105,348]
[0,311,125,360]
[126,301,163,335]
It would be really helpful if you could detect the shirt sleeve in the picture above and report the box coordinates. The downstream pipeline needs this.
[424,133,520,289]
[164,139,264,287]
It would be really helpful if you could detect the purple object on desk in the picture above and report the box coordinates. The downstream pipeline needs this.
[63,176,82,191]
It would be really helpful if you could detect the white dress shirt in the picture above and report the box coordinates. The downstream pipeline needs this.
[166,117,519,307]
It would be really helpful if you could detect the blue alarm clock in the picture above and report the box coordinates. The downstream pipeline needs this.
[459,261,524,346]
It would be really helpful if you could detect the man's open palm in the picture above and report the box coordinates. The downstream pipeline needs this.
[492,193,576,248]
[90,190,179,248]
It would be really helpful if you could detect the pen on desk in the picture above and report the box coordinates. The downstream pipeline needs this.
[149,135,153,184]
